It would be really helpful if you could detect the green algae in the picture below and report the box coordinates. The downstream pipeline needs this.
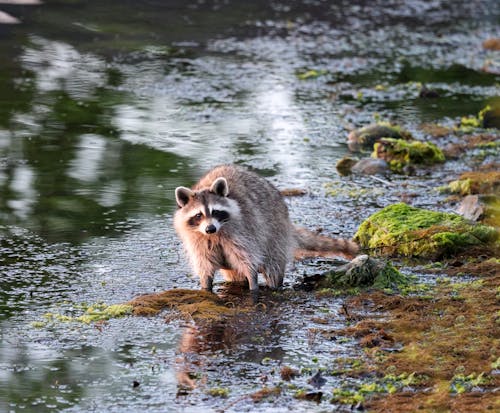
[372,138,445,172]
[354,203,498,258]
[33,303,133,327]
[296,69,328,80]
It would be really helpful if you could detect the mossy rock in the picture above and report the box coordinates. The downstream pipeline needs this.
[440,171,500,196]
[460,105,500,130]
[354,203,498,258]
[347,123,413,152]
[372,138,445,173]
[318,255,409,290]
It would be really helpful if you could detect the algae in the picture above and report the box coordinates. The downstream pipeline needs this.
[372,138,445,173]
[34,303,133,327]
[127,289,238,322]
[354,203,498,258]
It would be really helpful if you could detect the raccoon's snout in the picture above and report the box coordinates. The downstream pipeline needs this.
[205,224,217,234]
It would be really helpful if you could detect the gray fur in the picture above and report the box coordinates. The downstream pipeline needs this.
[174,164,358,292]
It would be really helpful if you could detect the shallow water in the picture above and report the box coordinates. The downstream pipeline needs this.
[0,1,499,411]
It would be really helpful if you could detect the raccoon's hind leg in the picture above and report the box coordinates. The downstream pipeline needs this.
[220,269,245,283]
[262,262,286,290]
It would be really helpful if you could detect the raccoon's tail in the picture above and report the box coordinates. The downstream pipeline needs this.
[292,226,359,259]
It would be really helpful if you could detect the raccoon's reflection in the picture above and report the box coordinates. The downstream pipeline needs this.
[175,284,287,391]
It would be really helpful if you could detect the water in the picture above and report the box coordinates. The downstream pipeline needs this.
[0,1,499,411]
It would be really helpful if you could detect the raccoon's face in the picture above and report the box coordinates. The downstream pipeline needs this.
[175,177,239,236]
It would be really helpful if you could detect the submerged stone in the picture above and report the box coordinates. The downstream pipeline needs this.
[354,203,498,258]
[318,255,408,289]
[351,158,389,175]
[372,138,445,173]
[347,123,412,152]
[336,157,358,176]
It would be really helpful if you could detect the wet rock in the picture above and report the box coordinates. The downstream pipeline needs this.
[419,123,453,138]
[351,158,389,175]
[456,195,484,221]
[372,138,445,173]
[480,105,500,129]
[440,171,500,196]
[316,255,408,289]
[460,104,500,130]
[336,156,358,175]
[483,38,500,51]
[308,370,327,389]
[418,84,440,98]
[347,123,412,152]
[354,203,498,258]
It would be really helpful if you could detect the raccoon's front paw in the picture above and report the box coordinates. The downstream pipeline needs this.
[200,276,214,292]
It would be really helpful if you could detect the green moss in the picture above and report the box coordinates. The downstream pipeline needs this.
[372,138,445,172]
[354,203,498,258]
[206,387,230,398]
[297,69,328,80]
[460,105,493,130]
[319,255,409,291]
[76,303,133,323]
[439,171,500,196]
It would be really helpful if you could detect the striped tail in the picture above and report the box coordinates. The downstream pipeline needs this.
[293,226,359,260]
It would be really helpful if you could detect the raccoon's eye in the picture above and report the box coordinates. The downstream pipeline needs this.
[195,212,203,219]
[212,210,229,222]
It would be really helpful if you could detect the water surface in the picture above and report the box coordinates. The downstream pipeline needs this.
[0,1,499,411]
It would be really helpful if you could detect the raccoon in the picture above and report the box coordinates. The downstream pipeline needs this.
[174,164,358,292]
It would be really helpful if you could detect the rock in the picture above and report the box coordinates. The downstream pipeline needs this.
[483,38,500,51]
[419,85,440,98]
[354,203,498,258]
[315,255,409,289]
[372,138,445,173]
[336,156,358,175]
[440,171,500,196]
[456,194,499,228]
[351,158,389,175]
[456,195,485,221]
[347,123,412,152]
[480,105,500,129]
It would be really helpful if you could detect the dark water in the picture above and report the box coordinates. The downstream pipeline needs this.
[0,1,499,412]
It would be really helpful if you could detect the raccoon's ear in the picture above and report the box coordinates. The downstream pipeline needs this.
[210,177,229,197]
[175,186,194,208]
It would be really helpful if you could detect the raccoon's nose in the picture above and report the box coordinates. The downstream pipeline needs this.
[205,224,217,234]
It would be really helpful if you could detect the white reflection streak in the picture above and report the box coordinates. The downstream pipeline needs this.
[8,165,36,218]
[68,134,107,183]
[20,36,105,99]
[252,79,306,175]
